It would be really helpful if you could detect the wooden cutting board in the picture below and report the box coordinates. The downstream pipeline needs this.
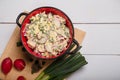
[0,14,86,80]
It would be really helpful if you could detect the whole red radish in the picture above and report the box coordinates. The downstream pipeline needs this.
[17,76,25,80]
[1,57,12,75]
[14,59,26,71]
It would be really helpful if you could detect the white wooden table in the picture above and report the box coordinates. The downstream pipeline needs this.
[0,0,120,80]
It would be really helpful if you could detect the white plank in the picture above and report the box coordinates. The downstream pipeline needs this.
[74,24,120,55]
[0,24,16,56]
[67,55,120,80]
[0,0,120,23]
[0,24,120,56]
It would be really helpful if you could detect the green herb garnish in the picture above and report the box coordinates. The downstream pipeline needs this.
[16,41,22,47]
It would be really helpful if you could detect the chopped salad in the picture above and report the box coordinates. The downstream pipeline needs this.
[24,12,71,57]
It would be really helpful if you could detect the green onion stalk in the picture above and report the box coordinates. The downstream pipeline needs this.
[35,44,88,80]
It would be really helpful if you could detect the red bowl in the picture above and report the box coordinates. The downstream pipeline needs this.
[16,7,80,59]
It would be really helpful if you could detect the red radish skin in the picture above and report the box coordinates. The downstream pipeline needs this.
[1,57,12,75]
[14,59,26,71]
[17,76,25,80]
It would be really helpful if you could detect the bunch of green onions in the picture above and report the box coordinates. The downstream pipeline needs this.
[35,50,87,80]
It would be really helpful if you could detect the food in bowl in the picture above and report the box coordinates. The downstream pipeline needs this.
[16,7,80,59]
[24,12,71,57]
